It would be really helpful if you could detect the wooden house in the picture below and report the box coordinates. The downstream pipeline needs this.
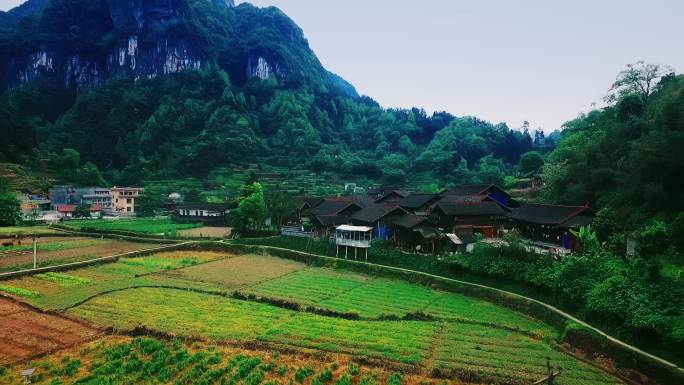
[399,192,443,215]
[431,196,509,239]
[351,203,407,240]
[510,203,594,250]
[374,190,410,204]
[443,184,516,208]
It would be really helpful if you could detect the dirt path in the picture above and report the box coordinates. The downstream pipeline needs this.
[0,298,102,365]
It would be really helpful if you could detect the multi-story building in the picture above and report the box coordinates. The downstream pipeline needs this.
[111,187,144,214]
[81,188,114,212]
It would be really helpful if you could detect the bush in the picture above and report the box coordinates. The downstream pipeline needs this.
[294,366,314,383]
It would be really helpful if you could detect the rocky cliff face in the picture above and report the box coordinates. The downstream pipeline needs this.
[0,0,356,97]
[2,0,237,89]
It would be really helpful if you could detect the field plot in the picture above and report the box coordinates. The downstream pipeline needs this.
[245,268,554,336]
[62,218,200,234]
[68,287,438,364]
[0,336,434,385]
[178,226,232,238]
[0,226,60,236]
[0,251,228,310]
[245,267,370,303]
[159,254,305,289]
[431,323,621,385]
[0,298,101,365]
[0,237,153,273]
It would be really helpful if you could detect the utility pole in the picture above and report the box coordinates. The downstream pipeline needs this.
[33,234,37,269]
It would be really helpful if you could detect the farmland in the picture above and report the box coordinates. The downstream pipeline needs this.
[61,218,201,235]
[0,237,156,273]
[0,251,623,385]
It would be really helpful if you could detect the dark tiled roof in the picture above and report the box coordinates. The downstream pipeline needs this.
[375,190,410,203]
[178,202,236,211]
[315,215,351,226]
[511,203,592,226]
[308,201,361,216]
[436,201,506,216]
[352,204,407,224]
[399,193,441,209]
[391,214,428,229]
[299,197,325,210]
[443,184,494,196]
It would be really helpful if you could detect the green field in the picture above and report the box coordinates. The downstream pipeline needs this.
[0,252,622,385]
[61,218,201,234]
[0,226,61,236]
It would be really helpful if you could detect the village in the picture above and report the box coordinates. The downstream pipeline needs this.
[14,182,594,257]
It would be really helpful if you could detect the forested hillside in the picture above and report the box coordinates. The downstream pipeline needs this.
[543,64,684,226]
[0,0,537,189]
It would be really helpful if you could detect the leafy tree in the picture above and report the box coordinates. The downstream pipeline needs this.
[233,182,268,231]
[518,151,544,174]
[267,189,297,228]
[607,61,674,103]
[73,203,92,218]
[0,191,21,226]
[75,162,107,187]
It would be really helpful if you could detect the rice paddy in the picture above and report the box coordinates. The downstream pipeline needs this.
[61,218,201,234]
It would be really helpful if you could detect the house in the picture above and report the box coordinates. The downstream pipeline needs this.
[82,188,114,212]
[49,186,93,210]
[390,214,442,251]
[302,199,364,237]
[510,203,594,250]
[175,202,235,225]
[351,203,407,240]
[111,187,144,215]
[56,204,102,218]
[399,192,443,215]
[443,184,516,208]
[431,196,509,239]
[374,190,410,204]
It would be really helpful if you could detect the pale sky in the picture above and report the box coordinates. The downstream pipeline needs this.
[2,0,683,132]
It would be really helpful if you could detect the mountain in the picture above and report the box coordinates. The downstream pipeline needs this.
[0,0,351,94]
[0,0,534,190]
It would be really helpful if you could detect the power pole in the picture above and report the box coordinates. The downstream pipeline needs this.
[33,234,37,269]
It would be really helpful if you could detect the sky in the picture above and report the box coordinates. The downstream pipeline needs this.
[2,0,683,132]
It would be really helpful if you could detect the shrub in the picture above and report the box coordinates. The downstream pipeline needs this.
[386,373,402,385]
[335,375,352,385]
[294,366,314,383]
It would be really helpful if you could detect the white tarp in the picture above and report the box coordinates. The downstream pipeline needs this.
[336,225,373,232]
[446,233,464,245]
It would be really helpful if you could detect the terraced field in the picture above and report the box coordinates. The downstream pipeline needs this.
[0,251,622,385]
[61,218,200,234]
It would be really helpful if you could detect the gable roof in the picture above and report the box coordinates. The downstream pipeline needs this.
[511,203,593,226]
[435,201,507,216]
[314,215,352,226]
[399,193,441,209]
[391,214,429,229]
[352,204,407,224]
[375,190,410,203]
[443,184,510,199]
[298,197,325,211]
[308,201,362,216]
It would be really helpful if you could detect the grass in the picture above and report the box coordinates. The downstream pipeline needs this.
[61,218,201,235]
[34,272,92,287]
[0,284,40,298]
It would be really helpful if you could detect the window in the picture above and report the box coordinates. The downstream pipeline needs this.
[127,207,132,212]
[199,211,204,217]
[127,199,132,204]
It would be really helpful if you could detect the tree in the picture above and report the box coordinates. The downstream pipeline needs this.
[137,189,168,217]
[73,203,92,218]
[267,189,297,228]
[0,191,21,226]
[607,61,674,104]
[518,151,545,174]
[75,162,107,187]
[232,182,268,231]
